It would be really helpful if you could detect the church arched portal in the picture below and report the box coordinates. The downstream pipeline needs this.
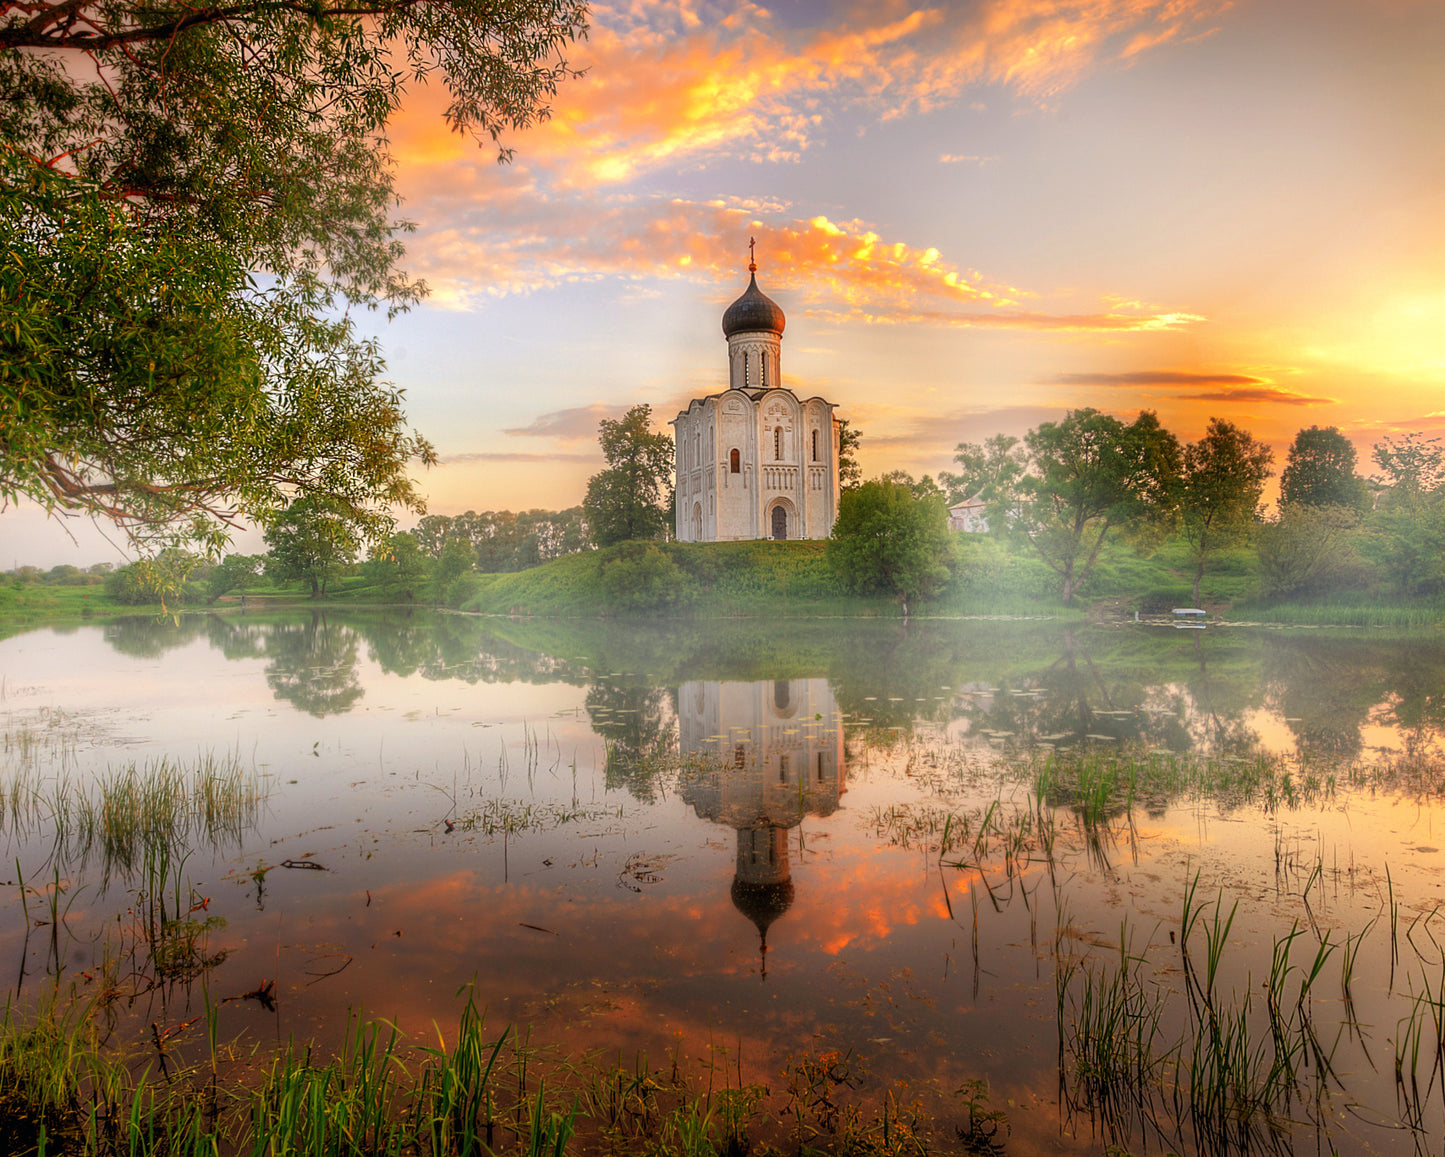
[768,500,796,541]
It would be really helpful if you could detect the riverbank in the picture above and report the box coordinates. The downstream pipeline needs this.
[6,537,1443,630]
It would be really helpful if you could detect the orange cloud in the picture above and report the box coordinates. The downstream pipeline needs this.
[1178,386,1335,406]
[400,196,1200,333]
[392,0,1233,190]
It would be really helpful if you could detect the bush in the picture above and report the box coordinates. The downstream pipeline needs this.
[597,544,698,616]
[1135,587,1195,614]
[1256,505,1370,599]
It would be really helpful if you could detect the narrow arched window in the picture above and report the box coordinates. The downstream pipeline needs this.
[730,448,740,473]
[812,429,819,461]
[761,352,767,388]
[774,427,782,459]
[695,432,700,464]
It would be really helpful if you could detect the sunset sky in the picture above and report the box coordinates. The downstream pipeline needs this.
[15,0,1445,564]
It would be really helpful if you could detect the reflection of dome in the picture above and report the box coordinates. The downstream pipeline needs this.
[730,876,795,938]
[722,272,786,338]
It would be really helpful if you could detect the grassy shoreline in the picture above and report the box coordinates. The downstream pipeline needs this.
[6,537,1443,630]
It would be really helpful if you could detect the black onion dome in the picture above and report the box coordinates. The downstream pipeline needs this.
[722,272,786,338]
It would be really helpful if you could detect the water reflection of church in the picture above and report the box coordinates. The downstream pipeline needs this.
[678,679,846,974]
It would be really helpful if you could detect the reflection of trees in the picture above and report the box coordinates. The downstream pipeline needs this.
[263,612,363,717]
[102,615,210,658]
[87,608,1445,759]
[827,621,964,736]
[1263,636,1445,762]
[1375,643,1445,759]
[585,679,676,803]
[949,629,1265,758]
[204,615,268,661]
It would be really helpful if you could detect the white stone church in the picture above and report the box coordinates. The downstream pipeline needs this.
[672,257,841,541]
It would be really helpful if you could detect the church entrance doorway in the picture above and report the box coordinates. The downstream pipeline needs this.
[771,506,787,540]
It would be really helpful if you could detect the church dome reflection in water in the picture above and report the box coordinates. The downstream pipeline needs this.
[677,677,845,977]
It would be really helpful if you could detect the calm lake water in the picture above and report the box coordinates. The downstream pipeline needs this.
[4,609,1445,1154]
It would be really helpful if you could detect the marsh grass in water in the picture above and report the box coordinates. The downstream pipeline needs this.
[0,752,267,885]
[455,798,621,837]
[0,985,1004,1157]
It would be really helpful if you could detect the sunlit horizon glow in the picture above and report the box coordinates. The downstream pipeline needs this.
[14,0,1445,565]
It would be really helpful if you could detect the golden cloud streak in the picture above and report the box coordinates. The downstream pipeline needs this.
[401,197,1200,334]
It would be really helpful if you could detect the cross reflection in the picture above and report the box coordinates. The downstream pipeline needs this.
[676,678,846,977]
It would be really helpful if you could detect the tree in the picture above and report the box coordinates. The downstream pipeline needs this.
[827,478,953,616]
[362,532,428,594]
[941,433,1028,509]
[206,553,264,603]
[837,420,864,493]
[263,497,360,598]
[583,406,675,547]
[1179,419,1273,604]
[2,0,585,551]
[1256,504,1367,598]
[882,470,944,500]
[1279,426,1368,511]
[1372,433,1445,505]
[1369,433,1445,595]
[1011,409,1181,602]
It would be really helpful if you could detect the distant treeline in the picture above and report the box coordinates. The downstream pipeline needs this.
[411,508,591,573]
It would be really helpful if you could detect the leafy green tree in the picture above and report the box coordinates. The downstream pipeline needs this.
[837,419,864,493]
[827,478,953,616]
[1010,409,1181,602]
[1279,426,1368,511]
[882,471,944,500]
[104,550,203,607]
[2,0,585,550]
[1368,434,1445,595]
[263,497,360,598]
[1179,419,1273,604]
[434,537,477,590]
[362,533,429,595]
[583,406,675,547]
[206,554,264,604]
[1256,504,1368,598]
[942,433,1028,509]
[413,516,456,559]
[1373,433,1445,502]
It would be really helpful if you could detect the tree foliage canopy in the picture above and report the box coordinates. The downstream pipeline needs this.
[827,477,953,614]
[262,495,361,597]
[583,406,675,547]
[1279,426,1368,511]
[1179,418,1273,603]
[1,0,586,550]
[1006,409,1181,601]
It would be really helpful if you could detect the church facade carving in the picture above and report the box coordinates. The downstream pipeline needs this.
[672,258,841,541]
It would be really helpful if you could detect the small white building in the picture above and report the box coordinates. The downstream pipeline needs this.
[948,492,989,533]
[672,260,841,541]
